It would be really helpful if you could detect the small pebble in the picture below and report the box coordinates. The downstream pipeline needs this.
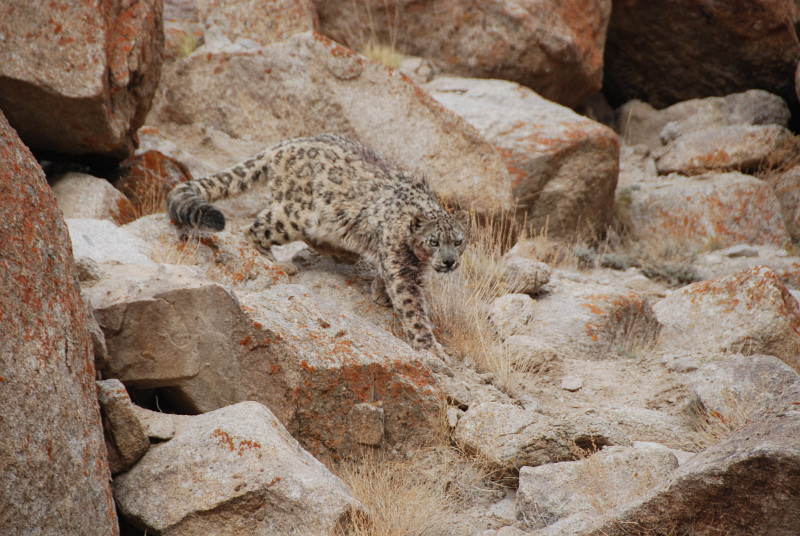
[561,376,583,392]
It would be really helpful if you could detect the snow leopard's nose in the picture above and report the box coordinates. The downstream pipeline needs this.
[443,258,455,271]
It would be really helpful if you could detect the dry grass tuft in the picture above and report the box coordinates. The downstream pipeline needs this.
[567,442,666,518]
[691,388,757,447]
[601,521,693,536]
[360,42,402,69]
[567,442,618,516]
[428,212,533,388]
[148,233,203,266]
[333,452,458,536]
[341,0,403,69]
[178,32,201,58]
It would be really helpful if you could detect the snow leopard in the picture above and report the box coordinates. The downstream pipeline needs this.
[167,134,468,358]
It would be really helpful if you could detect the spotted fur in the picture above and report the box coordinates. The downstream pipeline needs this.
[167,134,468,357]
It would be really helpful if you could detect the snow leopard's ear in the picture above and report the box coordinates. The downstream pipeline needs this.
[454,210,469,229]
[410,215,425,233]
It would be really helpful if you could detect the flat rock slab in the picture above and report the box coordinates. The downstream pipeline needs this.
[67,218,156,267]
[654,266,800,373]
[616,90,791,150]
[517,446,679,531]
[123,213,292,293]
[84,263,245,410]
[426,76,619,239]
[0,0,163,157]
[113,401,361,536]
[146,31,513,222]
[237,284,442,460]
[453,401,631,477]
[691,245,800,290]
[626,172,791,250]
[654,124,798,175]
[689,354,800,417]
[489,279,659,360]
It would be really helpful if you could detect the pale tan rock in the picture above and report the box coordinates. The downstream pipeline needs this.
[654,266,800,373]
[517,446,679,530]
[123,216,442,460]
[131,406,179,441]
[113,401,362,536]
[236,285,442,460]
[582,385,800,536]
[123,213,292,293]
[96,379,150,475]
[499,335,559,372]
[426,76,619,239]
[688,354,800,417]
[85,263,246,414]
[504,256,551,295]
[67,218,157,267]
[453,402,631,476]
[761,162,800,241]
[616,90,791,150]
[691,245,800,290]
[490,279,660,361]
[654,125,799,176]
[626,172,791,251]
[195,0,315,46]
[0,0,163,158]
[52,173,132,223]
[600,406,696,452]
[617,144,657,188]
[163,0,316,60]
[488,293,538,338]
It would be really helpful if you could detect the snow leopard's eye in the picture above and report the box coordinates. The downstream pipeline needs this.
[454,238,463,247]
[429,238,439,247]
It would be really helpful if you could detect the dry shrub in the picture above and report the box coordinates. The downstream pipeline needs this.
[512,229,582,271]
[333,453,457,536]
[113,151,192,225]
[691,388,757,447]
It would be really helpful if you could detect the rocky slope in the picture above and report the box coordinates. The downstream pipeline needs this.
[2,1,800,535]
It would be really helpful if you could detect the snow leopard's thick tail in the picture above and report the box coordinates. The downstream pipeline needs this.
[167,151,270,231]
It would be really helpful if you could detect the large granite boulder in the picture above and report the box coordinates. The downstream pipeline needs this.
[623,172,791,251]
[654,266,800,372]
[314,0,612,108]
[583,384,800,536]
[0,0,164,158]
[0,113,118,534]
[426,76,619,239]
[114,402,362,535]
